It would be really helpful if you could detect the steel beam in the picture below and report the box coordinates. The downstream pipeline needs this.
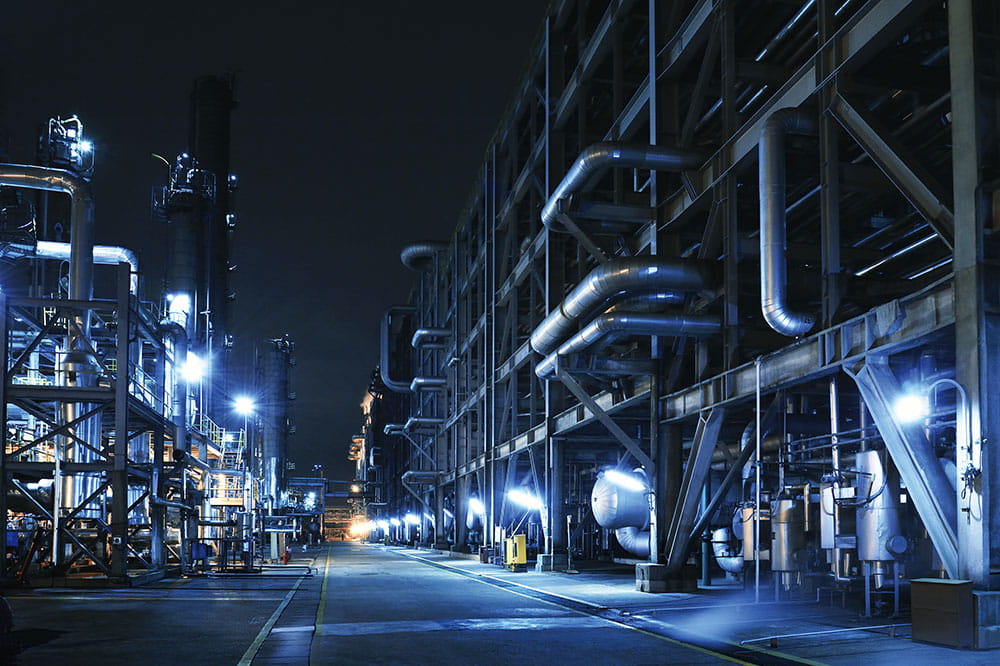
[662,284,954,420]
[829,92,954,248]
[664,407,726,570]
[554,363,653,470]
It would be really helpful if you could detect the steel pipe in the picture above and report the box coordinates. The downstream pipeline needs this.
[541,143,705,232]
[0,164,94,307]
[759,108,817,336]
[380,306,415,392]
[410,377,447,393]
[411,327,451,349]
[529,257,714,357]
[35,241,140,295]
[535,312,720,379]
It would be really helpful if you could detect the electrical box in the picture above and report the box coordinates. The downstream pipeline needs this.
[505,534,526,570]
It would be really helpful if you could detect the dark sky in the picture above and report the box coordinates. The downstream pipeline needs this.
[1,2,550,480]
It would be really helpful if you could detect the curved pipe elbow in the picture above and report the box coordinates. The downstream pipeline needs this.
[529,257,715,357]
[759,108,817,337]
[400,241,448,271]
[411,327,451,349]
[542,143,705,231]
[535,312,720,380]
[380,306,415,393]
[410,377,447,393]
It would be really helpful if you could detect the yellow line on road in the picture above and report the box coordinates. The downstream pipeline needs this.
[236,573,306,666]
[315,546,333,636]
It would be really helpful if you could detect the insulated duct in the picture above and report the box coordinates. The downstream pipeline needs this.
[535,312,720,379]
[614,526,651,559]
[400,241,448,272]
[759,108,817,336]
[404,416,444,432]
[541,143,705,232]
[35,240,139,295]
[529,257,714,357]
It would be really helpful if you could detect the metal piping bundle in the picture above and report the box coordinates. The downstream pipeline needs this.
[541,143,705,232]
[534,312,719,379]
[529,257,714,357]
[759,107,817,337]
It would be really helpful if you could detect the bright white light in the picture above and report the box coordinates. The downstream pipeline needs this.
[233,396,255,415]
[168,293,192,319]
[894,394,929,424]
[181,352,206,383]
[224,433,236,443]
[78,139,93,153]
[468,497,486,515]
[25,478,55,491]
[404,513,420,525]
[377,520,389,530]
[603,469,646,492]
[389,517,401,527]
[307,492,317,500]
[507,489,543,511]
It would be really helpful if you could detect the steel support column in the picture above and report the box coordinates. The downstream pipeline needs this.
[949,0,998,587]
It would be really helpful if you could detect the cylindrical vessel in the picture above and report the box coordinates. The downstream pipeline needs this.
[855,449,903,562]
[259,335,294,510]
[770,498,805,572]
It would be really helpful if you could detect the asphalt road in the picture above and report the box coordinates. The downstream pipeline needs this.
[307,543,726,665]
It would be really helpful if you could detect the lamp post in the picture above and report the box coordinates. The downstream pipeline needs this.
[233,396,256,541]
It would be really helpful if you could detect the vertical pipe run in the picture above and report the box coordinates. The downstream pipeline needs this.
[759,108,817,336]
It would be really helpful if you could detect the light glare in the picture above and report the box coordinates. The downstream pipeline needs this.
[604,469,646,492]
[507,489,543,511]
[894,394,929,424]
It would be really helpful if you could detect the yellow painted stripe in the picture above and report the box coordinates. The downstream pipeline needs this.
[315,546,333,636]
[236,574,305,666]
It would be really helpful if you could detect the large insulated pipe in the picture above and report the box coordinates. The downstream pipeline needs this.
[380,306,415,393]
[0,164,94,312]
[535,312,720,379]
[159,322,189,460]
[759,108,817,336]
[400,241,448,272]
[36,241,139,295]
[591,470,651,558]
[541,143,705,232]
[529,257,714,357]
[404,416,445,432]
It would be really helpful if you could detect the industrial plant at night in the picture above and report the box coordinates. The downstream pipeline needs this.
[3,0,1000,663]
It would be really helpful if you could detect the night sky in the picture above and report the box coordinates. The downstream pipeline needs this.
[1,2,550,481]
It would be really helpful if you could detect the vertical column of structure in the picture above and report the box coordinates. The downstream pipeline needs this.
[949,0,999,587]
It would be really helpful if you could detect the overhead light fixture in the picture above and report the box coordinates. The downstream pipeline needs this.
[603,469,646,492]
[507,489,543,511]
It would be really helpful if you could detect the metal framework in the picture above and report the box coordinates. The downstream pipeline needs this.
[357,0,1000,644]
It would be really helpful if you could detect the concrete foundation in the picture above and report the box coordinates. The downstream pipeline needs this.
[974,591,1000,649]
[635,563,697,593]
[535,553,568,572]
